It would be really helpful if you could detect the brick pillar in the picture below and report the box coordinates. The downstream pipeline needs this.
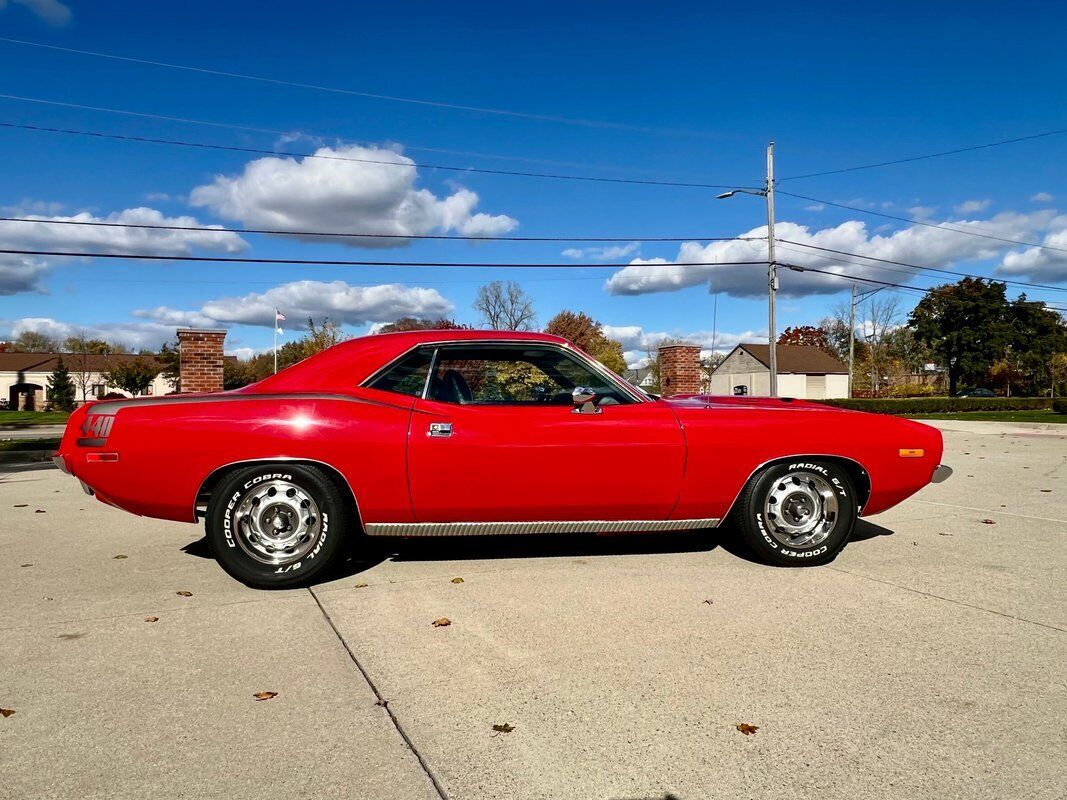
[177,328,226,394]
[659,343,702,397]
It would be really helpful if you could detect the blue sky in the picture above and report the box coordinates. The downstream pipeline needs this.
[1,0,1065,362]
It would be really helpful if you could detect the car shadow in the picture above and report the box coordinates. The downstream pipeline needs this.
[179,518,895,585]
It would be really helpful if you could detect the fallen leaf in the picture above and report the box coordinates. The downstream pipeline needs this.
[912,542,918,546]
[938,532,952,537]
[702,599,714,605]
[34,509,46,513]
[13,504,28,508]
[354,583,368,589]
[736,723,759,735]
[492,723,515,734]
[144,616,159,623]
[980,519,996,525]
[451,577,464,584]
[0,708,14,718]
[374,698,389,707]
[1040,489,1052,493]
[113,554,128,560]
[176,591,193,597]
[56,633,84,641]
[431,617,451,627]
[20,563,33,568]
[252,691,278,701]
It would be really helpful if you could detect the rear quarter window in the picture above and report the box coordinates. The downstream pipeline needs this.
[367,349,433,397]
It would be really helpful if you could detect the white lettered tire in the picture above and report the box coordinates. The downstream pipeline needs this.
[733,460,857,567]
[206,464,350,588]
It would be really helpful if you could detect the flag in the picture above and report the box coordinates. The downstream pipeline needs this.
[275,309,286,322]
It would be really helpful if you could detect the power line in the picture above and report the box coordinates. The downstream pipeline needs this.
[0,120,752,191]
[778,260,1067,312]
[0,248,767,269]
[781,127,1067,181]
[775,239,1067,293]
[0,215,758,244]
[777,190,1067,253]
[0,37,718,138]
[0,93,700,177]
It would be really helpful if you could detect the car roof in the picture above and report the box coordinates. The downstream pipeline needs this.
[243,329,572,394]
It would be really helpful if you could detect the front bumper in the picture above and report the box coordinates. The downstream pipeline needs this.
[931,464,953,483]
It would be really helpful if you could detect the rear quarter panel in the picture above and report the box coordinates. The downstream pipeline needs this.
[670,403,943,519]
[61,391,415,524]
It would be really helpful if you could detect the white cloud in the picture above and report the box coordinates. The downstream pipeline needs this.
[602,324,765,369]
[562,242,641,261]
[188,144,518,247]
[4,317,175,351]
[1031,192,1054,203]
[997,214,1067,282]
[0,207,247,256]
[0,255,50,295]
[804,204,826,212]
[907,206,936,219]
[0,0,71,24]
[954,199,991,214]
[605,210,1060,298]
[135,280,454,329]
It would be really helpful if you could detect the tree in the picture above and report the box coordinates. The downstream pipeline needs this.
[543,310,627,375]
[224,359,259,390]
[11,330,58,352]
[304,317,347,356]
[46,358,77,411]
[103,358,160,397]
[777,325,835,355]
[1008,296,1067,395]
[158,340,181,392]
[473,281,537,331]
[859,293,903,396]
[909,278,1014,395]
[375,317,468,333]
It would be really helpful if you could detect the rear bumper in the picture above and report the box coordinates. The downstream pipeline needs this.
[931,464,953,483]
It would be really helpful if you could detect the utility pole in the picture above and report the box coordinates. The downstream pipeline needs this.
[765,142,778,397]
[847,282,857,397]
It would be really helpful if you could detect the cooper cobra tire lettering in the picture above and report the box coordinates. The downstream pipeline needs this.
[734,459,858,569]
[205,465,350,590]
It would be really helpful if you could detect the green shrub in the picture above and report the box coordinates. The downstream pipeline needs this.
[1053,398,1067,415]
[817,397,1053,414]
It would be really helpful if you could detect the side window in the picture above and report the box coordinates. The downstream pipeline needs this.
[428,346,632,406]
[367,349,433,397]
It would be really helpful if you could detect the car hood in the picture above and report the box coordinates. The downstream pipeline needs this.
[659,394,843,412]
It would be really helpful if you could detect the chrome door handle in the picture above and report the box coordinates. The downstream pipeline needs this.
[428,422,453,437]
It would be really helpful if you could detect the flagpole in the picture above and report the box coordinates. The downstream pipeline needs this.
[273,309,279,374]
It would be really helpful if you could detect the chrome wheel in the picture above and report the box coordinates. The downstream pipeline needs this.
[763,471,839,548]
[233,479,322,566]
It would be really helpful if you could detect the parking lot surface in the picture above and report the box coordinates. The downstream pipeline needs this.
[2,420,1065,799]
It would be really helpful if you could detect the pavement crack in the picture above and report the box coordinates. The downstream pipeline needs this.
[827,566,1066,633]
[307,586,450,800]
[913,499,1067,526]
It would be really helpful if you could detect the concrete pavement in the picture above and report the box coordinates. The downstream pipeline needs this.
[1,420,1064,799]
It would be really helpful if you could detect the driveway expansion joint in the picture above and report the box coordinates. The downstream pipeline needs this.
[307,586,450,800]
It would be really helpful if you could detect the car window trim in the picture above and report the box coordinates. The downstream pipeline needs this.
[360,339,649,404]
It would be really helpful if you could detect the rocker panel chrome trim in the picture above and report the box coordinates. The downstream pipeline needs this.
[364,518,720,537]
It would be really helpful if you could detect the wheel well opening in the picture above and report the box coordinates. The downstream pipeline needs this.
[195,460,361,526]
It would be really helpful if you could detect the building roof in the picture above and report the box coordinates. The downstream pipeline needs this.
[720,343,848,375]
[0,351,167,374]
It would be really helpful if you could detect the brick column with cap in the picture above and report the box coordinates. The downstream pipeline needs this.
[658,343,702,397]
[177,328,226,394]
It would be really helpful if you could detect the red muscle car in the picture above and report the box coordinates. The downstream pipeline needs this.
[54,330,951,588]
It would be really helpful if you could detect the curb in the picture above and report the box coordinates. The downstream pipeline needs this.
[0,450,55,465]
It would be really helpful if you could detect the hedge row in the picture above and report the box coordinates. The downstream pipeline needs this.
[1054,398,1067,415]
[817,397,1055,414]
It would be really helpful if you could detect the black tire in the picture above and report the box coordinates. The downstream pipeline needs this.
[733,459,857,567]
[206,463,351,589]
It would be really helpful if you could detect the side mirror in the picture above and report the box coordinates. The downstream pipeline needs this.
[572,386,601,414]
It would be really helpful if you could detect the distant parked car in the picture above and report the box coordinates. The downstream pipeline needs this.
[955,388,996,398]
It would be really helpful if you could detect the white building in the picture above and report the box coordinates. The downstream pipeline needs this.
[709,343,849,399]
[0,352,172,410]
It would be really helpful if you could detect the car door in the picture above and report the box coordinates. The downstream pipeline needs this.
[405,343,686,522]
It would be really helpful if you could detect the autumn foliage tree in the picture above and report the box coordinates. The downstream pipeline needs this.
[777,325,836,355]
[543,311,627,375]
[375,317,468,333]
